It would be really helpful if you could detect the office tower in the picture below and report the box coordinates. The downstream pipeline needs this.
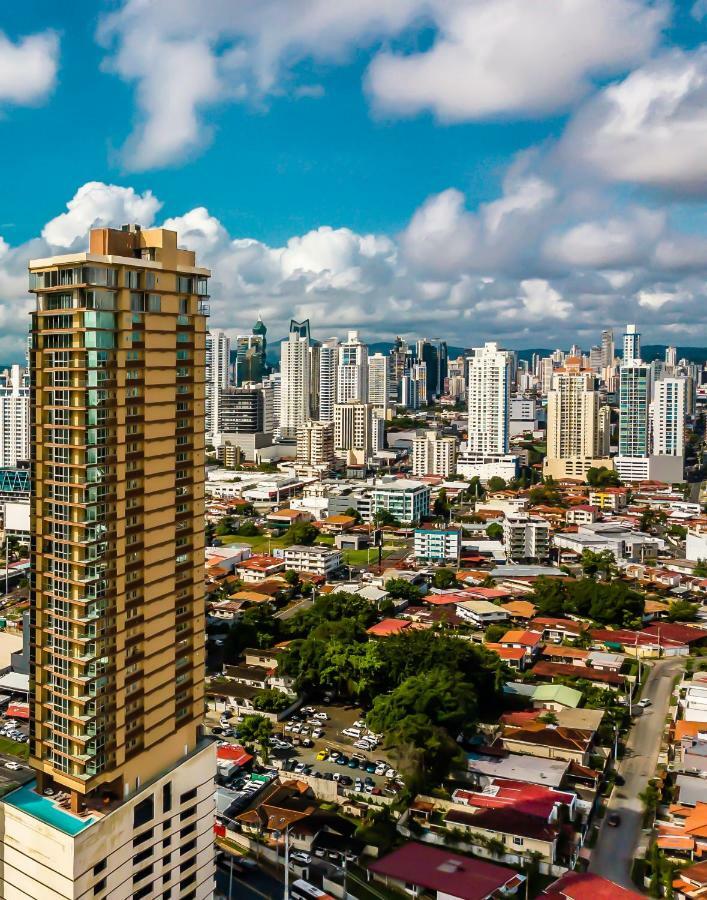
[234,315,268,386]
[467,342,512,455]
[601,329,615,368]
[412,362,428,406]
[389,336,411,405]
[220,386,273,434]
[665,346,677,369]
[400,373,419,410]
[544,357,611,480]
[337,331,368,404]
[296,421,334,469]
[368,353,390,417]
[333,402,381,465]
[651,377,687,459]
[3,225,215,899]
[280,326,311,440]
[623,323,641,364]
[539,357,555,395]
[416,339,448,400]
[0,364,30,466]
[317,338,339,424]
[412,431,457,478]
[205,329,230,440]
[588,346,603,372]
[308,341,321,420]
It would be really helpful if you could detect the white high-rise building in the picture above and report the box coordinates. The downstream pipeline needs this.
[318,338,339,424]
[623,324,641,365]
[665,346,678,369]
[297,420,335,469]
[205,330,230,440]
[262,372,281,434]
[543,358,611,480]
[368,353,390,416]
[411,363,428,406]
[467,342,512,455]
[0,365,29,466]
[280,331,311,439]
[651,377,687,459]
[412,430,457,477]
[337,331,368,404]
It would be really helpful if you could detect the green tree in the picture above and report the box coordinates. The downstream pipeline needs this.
[586,466,621,488]
[215,516,238,536]
[484,623,507,644]
[432,568,457,589]
[238,714,273,758]
[580,549,617,580]
[237,520,260,537]
[374,509,400,527]
[384,578,423,603]
[343,507,362,525]
[467,476,485,500]
[433,489,451,521]
[694,559,707,577]
[528,479,564,507]
[486,476,507,492]
[667,599,699,622]
[286,521,320,545]
[252,689,292,713]
[485,522,503,541]
[223,605,281,661]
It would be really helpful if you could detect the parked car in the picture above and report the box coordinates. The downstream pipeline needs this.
[637,698,652,708]
[291,851,311,865]
[607,813,621,827]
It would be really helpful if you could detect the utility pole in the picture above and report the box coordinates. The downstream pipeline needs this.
[283,826,290,900]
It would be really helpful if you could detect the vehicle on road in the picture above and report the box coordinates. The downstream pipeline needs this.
[638,698,652,708]
[291,851,312,865]
[3,762,21,770]
[607,813,621,827]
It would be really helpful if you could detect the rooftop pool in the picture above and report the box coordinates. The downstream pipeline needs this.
[3,781,95,835]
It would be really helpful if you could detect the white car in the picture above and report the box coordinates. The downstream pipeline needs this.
[375,764,387,776]
[311,729,324,740]
[342,727,361,739]
[638,698,652,708]
[3,762,21,771]
[353,740,371,750]
[313,712,328,721]
[294,762,306,774]
[386,768,396,778]
[332,772,341,782]
[291,851,311,865]
[353,720,366,729]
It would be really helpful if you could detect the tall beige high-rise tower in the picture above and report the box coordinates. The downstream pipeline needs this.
[544,356,611,481]
[0,225,216,900]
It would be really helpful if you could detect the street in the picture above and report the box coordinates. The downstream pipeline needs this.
[588,656,684,889]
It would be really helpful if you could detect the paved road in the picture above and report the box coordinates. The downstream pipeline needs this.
[589,656,683,889]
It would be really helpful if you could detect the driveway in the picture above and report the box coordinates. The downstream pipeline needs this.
[588,656,684,889]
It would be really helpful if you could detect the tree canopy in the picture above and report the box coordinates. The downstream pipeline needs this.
[531,576,644,627]
[432,568,457,589]
[586,466,622,488]
[285,521,320,545]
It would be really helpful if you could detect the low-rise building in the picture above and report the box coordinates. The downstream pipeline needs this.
[503,515,551,562]
[281,544,343,577]
[370,478,430,525]
[414,527,461,563]
[455,599,509,628]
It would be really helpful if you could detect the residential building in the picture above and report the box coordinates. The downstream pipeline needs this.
[601,328,615,368]
[206,329,230,441]
[317,337,339,423]
[219,385,273,434]
[412,430,457,477]
[503,515,551,562]
[544,358,611,480]
[388,336,411,404]
[455,600,509,628]
[370,478,430,525]
[334,402,382,465]
[510,398,538,437]
[0,364,30,467]
[467,342,512,455]
[296,421,335,469]
[337,330,368,403]
[280,325,311,439]
[651,375,687,460]
[623,322,641,364]
[5,224,216,899]
[282,544,343,577]
[414,528,461,563]
[456,452,519,484]
[367,352,390,416]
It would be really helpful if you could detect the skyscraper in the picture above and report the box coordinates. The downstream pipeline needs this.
[280,326,311,439]
[2,225,215,898]
[601,328,615,369]
[467,342,512,455]
[337,331,368,403]
[205,329,230,440]
[0,364,30,466]
[622,323,641,364]
[416,339,448,400]
[317,338,339,424]
[544,357,611,480]
[367,353,390,417]
[234,315,268,386]
[665,345,677,368]
[333,402,382,465]
[389,336,411,405]
[651,376,687,459]
[618,362,651,458]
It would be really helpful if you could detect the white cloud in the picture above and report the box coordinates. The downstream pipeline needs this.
[97,0,666,169]
[42,182,162,249]
[543,209,665,269]
[0,30,59,105]
[401,189,478,277]
[366,0,665,120]
[519,279,571,319]
[560,48,707,194]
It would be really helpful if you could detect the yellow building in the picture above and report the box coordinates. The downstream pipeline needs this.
[0,225,216,899]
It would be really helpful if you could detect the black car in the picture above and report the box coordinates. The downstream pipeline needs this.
[614,774,625,787]
[607,813,621,827]
[339,775,353,786]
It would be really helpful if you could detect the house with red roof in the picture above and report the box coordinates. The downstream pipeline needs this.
[531,617,587,643]
[451,777,575,822]
[367,618,411,638]
[498,629,543,664]
[543,871,642,899]
[368,841,525,900]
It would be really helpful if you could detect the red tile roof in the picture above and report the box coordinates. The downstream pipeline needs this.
[543,872,642,899]
[531,660,625,686]
[452,778,574,820]
[368,842,518,900]
[216,744,253,767]
[367,618,411,637]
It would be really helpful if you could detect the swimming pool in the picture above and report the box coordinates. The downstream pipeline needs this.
[3,780,95,835]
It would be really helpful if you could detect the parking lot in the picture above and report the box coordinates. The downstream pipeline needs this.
[213,701,404,797]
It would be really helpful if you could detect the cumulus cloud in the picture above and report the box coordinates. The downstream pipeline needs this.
[560,48,707,194]
[0,29,59,106]
[2,179,707,360]
[367,0,665,121]
[96,0,666,169]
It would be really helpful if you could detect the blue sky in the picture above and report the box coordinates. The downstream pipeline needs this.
[1,0,707,357]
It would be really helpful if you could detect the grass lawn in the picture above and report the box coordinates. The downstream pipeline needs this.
[0,737,29,760]
[342,548,394,567]
[219,533,290,553]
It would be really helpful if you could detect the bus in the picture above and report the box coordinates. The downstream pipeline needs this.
[290,879,335,900]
